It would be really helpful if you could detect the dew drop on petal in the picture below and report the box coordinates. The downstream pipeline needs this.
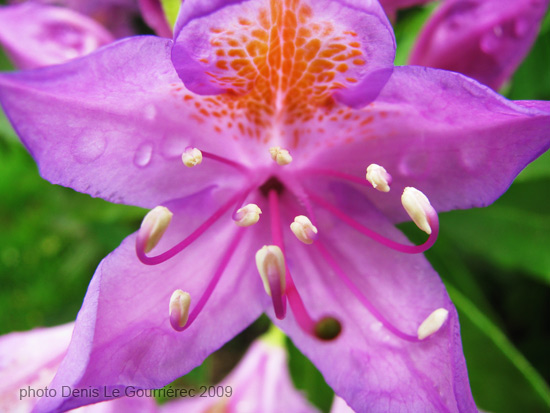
[460,142,489,171]
[144,104,157,121]
[480,26,503,55]
[134,142,153,167]
[71,131,107,163]
[513,18,530,37]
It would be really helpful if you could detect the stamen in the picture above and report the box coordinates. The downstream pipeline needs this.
[308,192,439,254]
[290,215,318,244]
[182,147,203,167]
[269,146,293,165]
[417,308,449,340]
[174,228,246,332]
[315,240,420,342]
[366,164,392,192]
[234,204,262,227]
[136,189,251,265]
[138,206,173,253]
[401,187,436,235]
[169,290,191,332]
[255,245,287,319]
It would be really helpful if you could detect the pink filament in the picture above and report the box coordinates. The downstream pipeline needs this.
[136,188,251,265]
[301,168,372,188]
[177,227,246,331]
[308,192,439,254]
[201,150,250,173]
[315,240,419,342]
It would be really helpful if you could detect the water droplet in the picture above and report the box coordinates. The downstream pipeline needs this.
[460,142,489,171]
[514,18,530,37]
[144,104,157,120]
[134,142,153,167]
[71,131,107,164]
[480,30,501,54]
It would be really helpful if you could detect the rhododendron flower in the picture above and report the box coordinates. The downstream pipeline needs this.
[0,0,549,412]
[409,0,550,90]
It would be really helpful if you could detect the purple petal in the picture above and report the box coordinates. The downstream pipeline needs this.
[138,0,172,38]
[300,66,550,222]
[172,0,395,107]
[0,2,114,69]
[0,36,249,208]
[273,183,476,412]
[409,0,549,90]
[34,189,269,412]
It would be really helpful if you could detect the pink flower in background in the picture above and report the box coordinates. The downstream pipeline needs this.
[162,329,318,413]
[409,0,550,90]
[0,0,549,411]
[0,324,158,413]
[0,0,171,69]
[0,2,114,69]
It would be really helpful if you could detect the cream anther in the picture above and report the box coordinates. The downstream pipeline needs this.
[234,204,262,227]
[255,245,286,296]
[290,215,318,244]
[140,206,173,253]
[417,308,449,340]
[269,146,293,166]
[169,289,191,331]
[401,187,435,235]
[182,147,203,167]
[366,164,392,192]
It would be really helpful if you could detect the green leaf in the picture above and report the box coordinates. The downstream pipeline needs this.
[436,179,550,285]
[393,4,437,66]
[506,10,550,100]
[160,0,181,30]
[286,338,334,412]
[445,283,550,412]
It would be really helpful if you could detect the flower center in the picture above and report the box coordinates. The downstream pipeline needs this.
[135,147,447,343]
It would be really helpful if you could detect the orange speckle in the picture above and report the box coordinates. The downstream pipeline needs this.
[336,63,349,73]
[228,49,247,58]
[238,17,253,26]
[199,58,209,64]
[353,59,366,66]
[349,41,361,48]
[216,60,229,70]
[346,77,358,83]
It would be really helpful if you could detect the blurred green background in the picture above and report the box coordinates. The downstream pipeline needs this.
[0,3,549,412]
